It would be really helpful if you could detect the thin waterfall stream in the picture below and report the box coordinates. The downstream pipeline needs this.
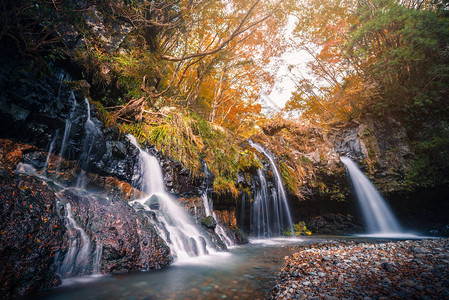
[201,161,235,247]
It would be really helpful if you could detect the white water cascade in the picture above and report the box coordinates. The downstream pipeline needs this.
[77,99,100,187]
[58,201,92,278]
[44,131,58,173]
[57,91,77,171]
[202,193,234,247]
[249,141,294,237]
[127,135,216,262]
[201,162,234,247]
[341,156,416,238]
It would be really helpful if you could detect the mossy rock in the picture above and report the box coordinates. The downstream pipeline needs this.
[64,80,91,99]
[201,216,217,229]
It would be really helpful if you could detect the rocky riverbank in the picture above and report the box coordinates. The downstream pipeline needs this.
[270,238,449,299]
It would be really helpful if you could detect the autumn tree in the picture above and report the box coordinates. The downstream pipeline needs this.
[150,0,292,134]
[285,0,449,128]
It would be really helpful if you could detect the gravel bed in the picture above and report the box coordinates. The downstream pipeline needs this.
[270,238,449,299]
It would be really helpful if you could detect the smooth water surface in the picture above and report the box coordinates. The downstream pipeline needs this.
[28,235,434,300]
[30,237,331,300]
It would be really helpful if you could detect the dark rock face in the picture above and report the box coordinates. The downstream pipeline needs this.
[330,118,412,192]
[0,172,66,298]
[161,158,204,198]
[0,140,66,297]
[307,214,363,235]
[0,138,174,297]
[0,45,139,186]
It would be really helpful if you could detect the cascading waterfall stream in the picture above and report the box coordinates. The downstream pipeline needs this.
[57,201,92,278]
[202,193,234,247]
[17,163,103,279]
[201,162,234,247]
[248,140,294,237]
[57,91,77,172]
[44,131,58,173]
[341,156,417,238]
[127,135,216,261]
[253,168,272,237]
[77,99,100,187]
[17,87,105,279]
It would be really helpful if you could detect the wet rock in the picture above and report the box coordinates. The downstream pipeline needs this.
[144,194,161,210]
[202,216,217,229]
[0,166,66,297]
[411,247,430,253]
[381,262,397,272]
[307,214,362,234]
[58,189,171,273]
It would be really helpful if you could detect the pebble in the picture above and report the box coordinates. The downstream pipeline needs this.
[270,238,449,299]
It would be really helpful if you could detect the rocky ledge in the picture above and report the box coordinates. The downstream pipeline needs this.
[270,238,449,299]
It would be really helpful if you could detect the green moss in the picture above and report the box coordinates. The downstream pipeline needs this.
[406,129,449,189]
[368,145,376,159]
[90,100,116,128]
[300,155,313,165]
[279,160,300,196]
[201,216,216,228]
[284,221,312,236]
[123,111,261,195]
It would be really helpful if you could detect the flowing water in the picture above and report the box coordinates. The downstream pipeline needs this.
[249,141,294,237]
[44,131,58,174]
[127,135,216,261]
[57,91,77,170]
[77,99,101,187]
[341,157,418,238]
[28,237,338,300]
[201,161,235,247]
[57,201,92,278]
[202,193,235,247]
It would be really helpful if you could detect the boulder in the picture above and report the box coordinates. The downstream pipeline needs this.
[0,170,66,297]
[201,216,217,229]
[307,214,363,234]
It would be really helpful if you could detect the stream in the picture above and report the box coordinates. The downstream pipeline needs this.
[28,237,340,300]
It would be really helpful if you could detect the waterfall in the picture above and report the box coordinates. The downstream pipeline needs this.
[58,91,77,168]
[92,242,103,274]
[249,140,294,237]
[44,131,58,173]
[201,162,234,247]
[341,156,411,237]
[127,135,216,262]
[58,201,92,278]
[202,193,234,247]
[253,169,272,237]
[77,99,100,187]
[56,69,71,100]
